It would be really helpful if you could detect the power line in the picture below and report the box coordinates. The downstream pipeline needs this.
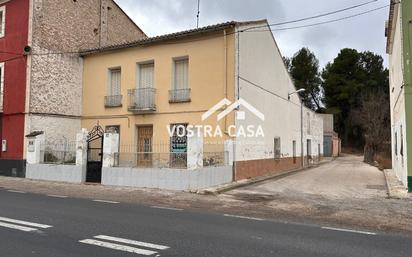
[239,76,301,108]
[241,0,379,32]
[253,4,391,32]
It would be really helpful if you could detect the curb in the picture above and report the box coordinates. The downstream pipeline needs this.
[198,158,335,195]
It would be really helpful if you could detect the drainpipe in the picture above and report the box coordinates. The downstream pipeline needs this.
[301,102,304,168]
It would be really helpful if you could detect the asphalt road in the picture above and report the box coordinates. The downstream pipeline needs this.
[0,187,410,257]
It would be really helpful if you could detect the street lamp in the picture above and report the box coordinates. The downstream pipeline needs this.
[288,88,306,100]
[288,88,306,168]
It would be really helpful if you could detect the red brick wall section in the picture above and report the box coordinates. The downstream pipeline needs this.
[235,157,302,181]
[0,0,29,160]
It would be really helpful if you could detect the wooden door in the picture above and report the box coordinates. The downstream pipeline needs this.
[137,126,153,167]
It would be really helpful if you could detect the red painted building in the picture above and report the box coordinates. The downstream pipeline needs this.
[0,0,29,176]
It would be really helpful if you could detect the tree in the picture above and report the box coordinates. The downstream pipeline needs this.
[289,48,322,111]
[322,48,389,148]
[351,92,391,163]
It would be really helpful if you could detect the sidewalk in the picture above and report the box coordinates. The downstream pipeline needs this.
[200,157,335,195]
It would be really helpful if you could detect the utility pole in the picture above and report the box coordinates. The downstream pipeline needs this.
[196,0,200,28]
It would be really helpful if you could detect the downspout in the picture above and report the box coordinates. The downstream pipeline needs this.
[224,29,228,133]
[301,102,304,168]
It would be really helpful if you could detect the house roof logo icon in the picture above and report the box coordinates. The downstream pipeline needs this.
[202,98,265,122]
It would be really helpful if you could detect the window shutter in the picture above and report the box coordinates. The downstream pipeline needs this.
[139,63,154,88]
[174,59,188,90]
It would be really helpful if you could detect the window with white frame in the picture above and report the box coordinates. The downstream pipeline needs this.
[170,57,190,102]
[0,62,4,112]
[138,62,154,88]
[109,68,121,95]
[105,68,121,107]
[173,57,188,90]
[0,6,5,38]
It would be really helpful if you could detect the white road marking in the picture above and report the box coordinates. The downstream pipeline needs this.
[151,206,183,211]
[0,221,38,232]
[92,200,119,204]
[223,214,265,221]
[7,190,26,194]
[47,195,68,198]
[0,217,52,229]
[94,235,170,250]
[79,239,158,256]
[322,227,377,235]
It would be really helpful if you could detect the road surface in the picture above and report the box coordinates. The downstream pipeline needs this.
[0,186,410,257]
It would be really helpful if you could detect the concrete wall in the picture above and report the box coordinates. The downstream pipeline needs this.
[388,3,408,187]
[26,164,85,184]
[233,21,323,179]
[319,113,334,135]
[303,108,324,162]
[27,115,81,144]
[235,21,302,162]
[102,166,233,191]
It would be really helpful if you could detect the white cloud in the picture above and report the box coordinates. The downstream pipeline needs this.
[116,0,389,67]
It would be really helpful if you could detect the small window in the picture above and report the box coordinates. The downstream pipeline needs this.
[108,68,121,96]
[0,6,5,38]
[274,137,281,159]
[138,62,154,89]
[105,125,120,134]
[394,131,398,156]
[173,57,189,90]
[292,140,296,163]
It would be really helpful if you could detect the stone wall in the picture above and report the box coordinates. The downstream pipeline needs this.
[27,0,146,142]
[28,115,81,144]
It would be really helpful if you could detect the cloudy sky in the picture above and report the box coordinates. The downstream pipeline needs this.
[115,0,390,67]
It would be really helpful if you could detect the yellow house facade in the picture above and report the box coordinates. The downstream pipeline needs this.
[81,22,239,165]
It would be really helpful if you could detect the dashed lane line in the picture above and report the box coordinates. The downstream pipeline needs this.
[322,227,377,235]
[47,195,68,198]
[7,190,26,194]
[0,217,52,229]
[92,200,120,204]
[94,235,170,250]
[151,206,183,211]
[223,214,265,221]
[79,239,158,256]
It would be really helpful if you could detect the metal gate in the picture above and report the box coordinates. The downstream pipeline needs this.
[86,125,104,183]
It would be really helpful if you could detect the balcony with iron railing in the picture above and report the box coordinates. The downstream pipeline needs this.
[169,88,191,103]
[128,88,156,113]
[104,95,122,108]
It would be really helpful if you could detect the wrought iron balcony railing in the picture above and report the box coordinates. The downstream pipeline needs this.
[128,88,156,113]
[169,88,191,103]
[104,95,122,107]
